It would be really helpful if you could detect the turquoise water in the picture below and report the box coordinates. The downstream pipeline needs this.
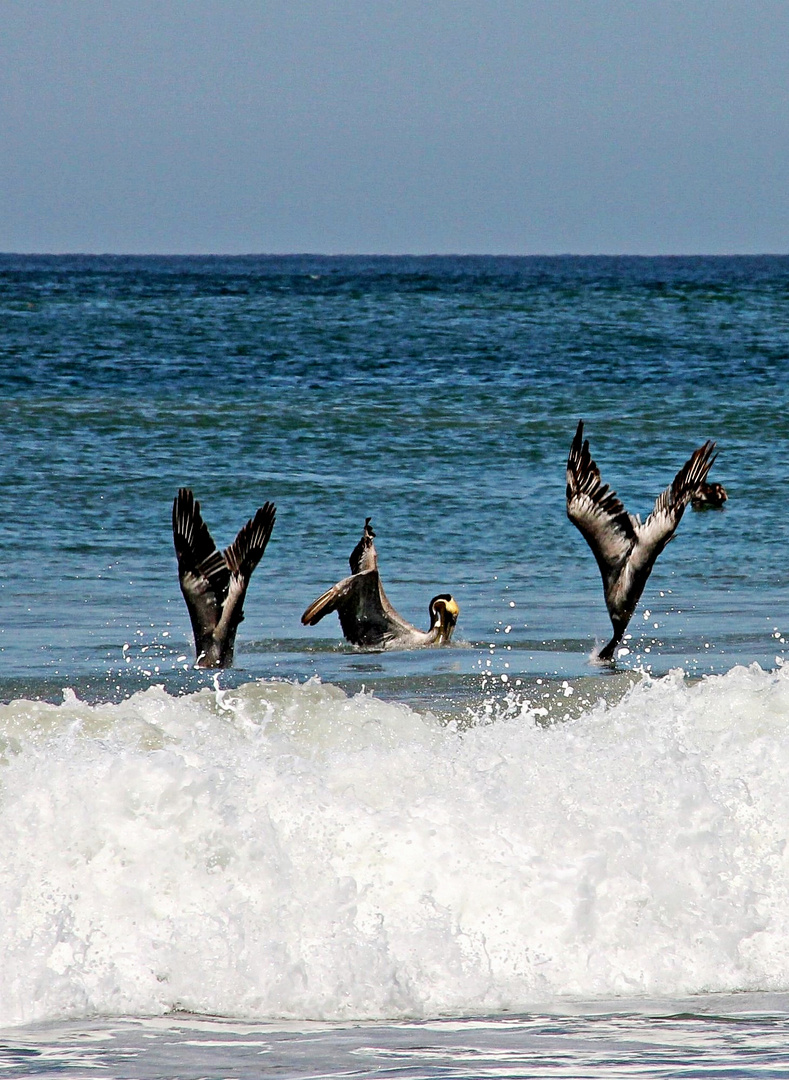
[1,255,788,1074]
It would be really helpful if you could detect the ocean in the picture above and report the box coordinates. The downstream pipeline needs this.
[1,254,788,1076]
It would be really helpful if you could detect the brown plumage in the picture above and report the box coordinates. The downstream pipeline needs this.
[301,518,459,650]
[691,481,728,510]
[566,421,716,661]
[172,488,276,668]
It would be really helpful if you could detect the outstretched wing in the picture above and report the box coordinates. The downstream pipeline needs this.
[302,569,399,647]
[566,420,637,575]
[223,502,277,584]
[349,517,378,574]
[634,440,717,562]
[172,488,230,641]
[216,501,277,634]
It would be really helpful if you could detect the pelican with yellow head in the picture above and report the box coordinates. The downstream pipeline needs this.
[302,518,460,650]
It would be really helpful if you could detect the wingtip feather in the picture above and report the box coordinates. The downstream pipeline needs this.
[224,501,277,579]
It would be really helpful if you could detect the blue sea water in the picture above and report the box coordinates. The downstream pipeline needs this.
[1,255,788,1075]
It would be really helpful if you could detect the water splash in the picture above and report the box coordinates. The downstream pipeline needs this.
[1,665,789,1026]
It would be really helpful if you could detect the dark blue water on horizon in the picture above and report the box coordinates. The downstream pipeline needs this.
[1,254,789,1076]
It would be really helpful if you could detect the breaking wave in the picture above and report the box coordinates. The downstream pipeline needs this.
[2,663,789,1026]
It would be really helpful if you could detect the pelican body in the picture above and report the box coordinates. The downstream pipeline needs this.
[172,488,276,668]
[566,421,716,661]
[691,481,728,510]
[301,518,459,649]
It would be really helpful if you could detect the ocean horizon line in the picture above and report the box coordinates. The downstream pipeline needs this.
[2,249,788,260]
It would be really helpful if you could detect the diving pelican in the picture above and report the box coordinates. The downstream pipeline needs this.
[301,518,459,649]
[566,421,716,661]
[172,488,276,668]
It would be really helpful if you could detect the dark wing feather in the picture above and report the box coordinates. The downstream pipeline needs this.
[566,420,637,574]
[302,569,397,647]
[636,441,717,558]
[223,502,277,583]
[172,488,230,598]
[302,570,376,626]
[172,488,230,642]
[202,500,277,647]
[349,518,378,574]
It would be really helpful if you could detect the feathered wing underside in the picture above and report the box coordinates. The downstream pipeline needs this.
[302,569,390,644]
[218,501,277,632]
[301,569,418,648]
[349,517,378,574]
[172,488,230,645]
[633,440,717,568]
[223,502,277,586]
[173,491,276,665]
[566,424,718,661]
[566,420,637,575]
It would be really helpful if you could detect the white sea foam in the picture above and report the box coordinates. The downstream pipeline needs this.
[1,665,789,1026]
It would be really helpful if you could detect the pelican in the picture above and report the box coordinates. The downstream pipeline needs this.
[691,481,728,510]
[172,488,276,668]
[566,421,716,662]
[301,518,459,649]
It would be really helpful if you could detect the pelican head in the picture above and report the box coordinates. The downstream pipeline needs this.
[429,594,460,643]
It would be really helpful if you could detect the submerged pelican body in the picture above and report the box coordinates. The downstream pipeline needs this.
[172,488,276,668]
[301,518,459,650]
[691,481,728,510]
[566,421,717,662]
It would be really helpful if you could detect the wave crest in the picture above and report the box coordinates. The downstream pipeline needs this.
[1,665,788,1025]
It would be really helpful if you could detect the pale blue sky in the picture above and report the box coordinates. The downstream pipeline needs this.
[2,0,788,254]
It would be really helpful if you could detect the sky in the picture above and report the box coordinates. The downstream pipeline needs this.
[1,0,788,255]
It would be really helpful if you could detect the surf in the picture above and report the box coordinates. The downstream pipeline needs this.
[1,663,788,1027]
